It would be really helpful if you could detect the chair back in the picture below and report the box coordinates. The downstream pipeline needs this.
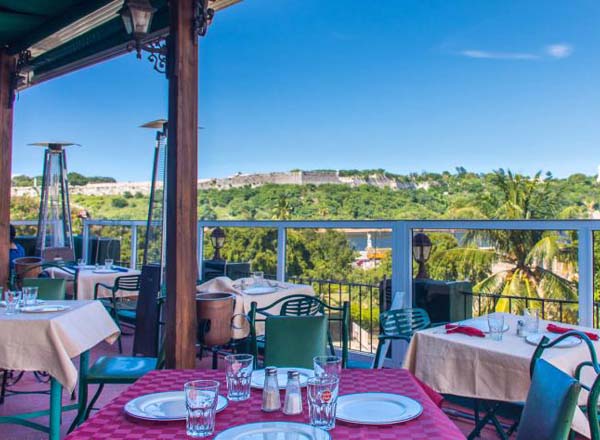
[264,315,328,369]
[516,359,580,440]
[379,275,393,312]
[380,308,431,341]
[41,247,75,263]
[280,296,324,316]
[115,275,142,292]
[22,278,66,300]
[132,265,162,357]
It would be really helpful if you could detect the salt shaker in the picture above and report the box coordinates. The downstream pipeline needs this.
[283,370,303,415]
[262,366,281,412]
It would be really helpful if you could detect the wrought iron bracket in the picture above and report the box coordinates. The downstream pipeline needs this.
[193,0,215,40]
[127,36,170,75]
[9,50,31,104]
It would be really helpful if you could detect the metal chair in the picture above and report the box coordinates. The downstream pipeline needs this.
[94,274,141,353]
[22,278,66,300]
[373,308,431,368]
[249,294,349,368]
[69,266,164,430]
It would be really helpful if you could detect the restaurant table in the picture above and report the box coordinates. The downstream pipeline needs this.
[0,300,120,439]
[66,368,465,439]
[403,313,599,438]
[47,266,141,300]
[197,277,315,339]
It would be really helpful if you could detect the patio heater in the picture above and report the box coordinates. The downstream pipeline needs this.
[141,119,168,268]
[30,142,79,255]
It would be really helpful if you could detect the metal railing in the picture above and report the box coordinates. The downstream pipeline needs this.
[14,217,600,329]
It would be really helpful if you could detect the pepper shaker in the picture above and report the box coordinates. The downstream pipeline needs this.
[262,366,281,412]
[283,370,303,415]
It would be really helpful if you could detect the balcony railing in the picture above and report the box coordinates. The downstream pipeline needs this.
[13,218,600,354]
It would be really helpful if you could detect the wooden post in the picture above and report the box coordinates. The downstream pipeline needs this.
[165,0,199,368]
[0,50,14,289]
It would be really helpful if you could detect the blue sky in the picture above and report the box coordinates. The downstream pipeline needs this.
[12,0,600,181]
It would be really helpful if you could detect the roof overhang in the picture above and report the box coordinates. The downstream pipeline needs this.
[0,0,240,89]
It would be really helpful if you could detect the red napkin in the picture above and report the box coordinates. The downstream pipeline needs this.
[547,323,599,341]
[445,323,485,338]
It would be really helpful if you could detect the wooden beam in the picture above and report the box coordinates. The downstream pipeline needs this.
[165,0,199,369]
[0,50,14,289]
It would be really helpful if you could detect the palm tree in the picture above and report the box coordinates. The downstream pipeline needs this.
[429,169,577,317]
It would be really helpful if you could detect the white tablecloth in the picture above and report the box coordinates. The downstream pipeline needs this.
[47,267,141,300]
[404,313,599,437]
[196,277,315,339]
[0,300,119,391]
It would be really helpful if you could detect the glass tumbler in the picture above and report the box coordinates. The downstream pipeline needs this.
[184,380,220,438]
[487,313,505,341]
[313,355,342,380]
[307,376,339,430]
[225,354,253,401]
[22,287,38,306]
[5,290,19,315]
[524,308,540,335]
[104,259,114,270]
[252,271,265,287]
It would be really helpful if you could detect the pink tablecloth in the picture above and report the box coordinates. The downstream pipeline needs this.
[66,369,464,439]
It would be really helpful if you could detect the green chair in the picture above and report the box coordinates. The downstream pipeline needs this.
[516,358,580,440]
[94,274,141,353]
[249,295,349,368]
[22,278,66,300]
[373,308,431,368]
[264,315,329,369]
[69,266,163,431]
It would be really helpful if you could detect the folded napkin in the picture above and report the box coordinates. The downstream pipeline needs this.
[445,323,485,338]
[546,323,599,341]
[113,266,129,272]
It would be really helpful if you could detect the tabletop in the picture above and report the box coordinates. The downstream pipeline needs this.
[66,368,465,439]
[47,266,141,300]
[0,300,119,391]
[403,313,599,437]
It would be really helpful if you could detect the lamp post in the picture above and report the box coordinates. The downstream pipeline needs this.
[413,232,432,279]
[210,227,226,261]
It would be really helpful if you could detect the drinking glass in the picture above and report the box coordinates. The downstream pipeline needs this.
[22,287,38,306]
[313,355,342,380]
[5,290,19,315]
[487,313,505,341]
[104,259,114,270]
[524,308,539,335]
[184,380,220,438]
[225,353,253,401]
[252,271,264,287]
[307,376,339,430]
[77,258,86,267]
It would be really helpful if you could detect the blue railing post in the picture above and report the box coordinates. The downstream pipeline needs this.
[130,224,137,269]
[578,226,594,327]
[81,220,89,263]
[277,227,286,282]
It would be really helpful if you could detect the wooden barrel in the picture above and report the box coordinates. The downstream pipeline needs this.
[14,256,43,286]
[196,292,235,346]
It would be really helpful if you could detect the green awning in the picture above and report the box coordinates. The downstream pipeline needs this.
[0,0,239,87]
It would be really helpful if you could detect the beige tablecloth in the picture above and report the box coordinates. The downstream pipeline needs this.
[47,267,141,300]
[403,313,599,437]
[196,277,315,339]
[0,300,120,392]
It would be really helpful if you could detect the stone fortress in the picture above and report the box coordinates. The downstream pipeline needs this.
[11,170,421,197]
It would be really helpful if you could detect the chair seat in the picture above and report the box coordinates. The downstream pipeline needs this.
[116,309,136,324]
[87,356,157,383]
[347,358,371,369]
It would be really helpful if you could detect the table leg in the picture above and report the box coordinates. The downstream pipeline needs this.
[68,350,90,432]
[49,378,62,440]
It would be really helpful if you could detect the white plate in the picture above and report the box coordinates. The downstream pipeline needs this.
[0,299,45,307]
[251,368,314,389]
[243,286,278,295]
[20,305,70,313]
[214,422,330,440]
[92,269,118,274]
[124,391,228,421]
[525,332,583,348]
[336,393,423,425]
[459,319,510,333]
